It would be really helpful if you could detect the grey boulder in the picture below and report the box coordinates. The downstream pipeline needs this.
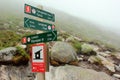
[51,42,78,65]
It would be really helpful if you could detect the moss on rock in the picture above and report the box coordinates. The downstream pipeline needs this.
[70,40,82,53]
[81,43,94,55]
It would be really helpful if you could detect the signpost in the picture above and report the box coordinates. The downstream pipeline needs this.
[24,4,55,22]
[22,30,57,44]
[23,4,57,79]
[31,43,46,72]
[24,17,55,31]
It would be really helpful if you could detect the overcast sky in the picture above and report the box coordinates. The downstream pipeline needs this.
[1,0,120,34]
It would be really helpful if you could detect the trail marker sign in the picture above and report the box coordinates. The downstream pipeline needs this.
[31,43,46,72]
[22,30,57,44]
[24,4,55,22]
[24,17,55,31]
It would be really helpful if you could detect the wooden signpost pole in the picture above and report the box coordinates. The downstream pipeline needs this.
[35,73,45,80]
[35,44,50,80]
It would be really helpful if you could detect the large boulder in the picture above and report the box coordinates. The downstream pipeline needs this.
[0,62,36,80]
[0,47,29,65]
[0,47,17,61]
[45,65,114,80]
[51,42,78,66]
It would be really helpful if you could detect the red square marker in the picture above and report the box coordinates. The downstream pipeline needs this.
[22,37,27,44]
[25,5,31,13]
[52,25,55,30]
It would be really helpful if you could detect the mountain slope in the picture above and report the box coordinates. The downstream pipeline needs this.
[45,7,120,50]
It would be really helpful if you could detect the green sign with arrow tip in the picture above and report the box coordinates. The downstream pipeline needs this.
[24,4,55,22]
[24,17,55,31]
[22,31,57,44]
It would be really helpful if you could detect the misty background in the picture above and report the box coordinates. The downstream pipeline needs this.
[0,0,120,49]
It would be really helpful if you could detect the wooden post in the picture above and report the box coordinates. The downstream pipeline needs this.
[35,73,45,80]
[46,43,49,72]
[34,43,49,80]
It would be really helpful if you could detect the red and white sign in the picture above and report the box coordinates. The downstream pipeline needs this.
[22,37,27,44]
[31,43,46,72]
[25,5,31,13]
[52,25,55,30]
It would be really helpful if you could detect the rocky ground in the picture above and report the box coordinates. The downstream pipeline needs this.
[0,31,120,80]
[47,32,120,80]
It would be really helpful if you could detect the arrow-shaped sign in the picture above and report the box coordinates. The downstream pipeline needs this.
[22,31,57,44]
[24,4,55,22]
[24,17,55,31]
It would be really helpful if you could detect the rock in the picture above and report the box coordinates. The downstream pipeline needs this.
[77,57,83,61]
[0,47,17,61]
[17,44,27,49]
[3,23,9,27]
[0,65,9,80]
[115,64,120,72]
[81,43,93,53]
[111,52,120,60]
[59,32,70,40]
[90,50,97,55]
[68,61,79,66]
[51,60,60,66]
[97,52,110,57]
[45,65,113,80]
[102,60,115,72]
[88,56,101,64]
[66,36,75,42]
[57,36,65,41]
[113,74,120,79]
[0,62,36,80]
[81,43,96,55]
[105,51,111,54]
[74,36,82,42]
[90,44,99,52]
[97,55,115,72]
[51,42,78,65]
[88,55,115,72]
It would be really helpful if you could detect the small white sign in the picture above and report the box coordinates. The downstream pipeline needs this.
[32,46,44,62]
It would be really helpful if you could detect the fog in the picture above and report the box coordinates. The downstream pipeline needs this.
[39,0,120,35]
[0,0,120,35]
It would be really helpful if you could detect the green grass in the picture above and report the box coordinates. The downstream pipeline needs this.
[70,40,82,53]
[16,46,29,58]
[0,30,22,50]
[12,48,30,65]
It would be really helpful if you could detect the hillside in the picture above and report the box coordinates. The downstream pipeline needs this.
[46,8,120,50]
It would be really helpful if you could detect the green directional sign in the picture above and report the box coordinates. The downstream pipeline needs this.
[22,31,57,44]
[24,4,55,22]
[24,17,55,31]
